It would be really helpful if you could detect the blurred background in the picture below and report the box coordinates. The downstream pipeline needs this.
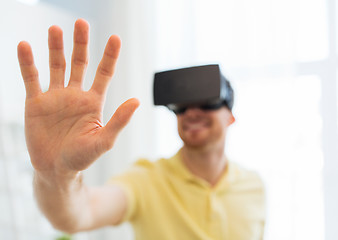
[0,0,337,239]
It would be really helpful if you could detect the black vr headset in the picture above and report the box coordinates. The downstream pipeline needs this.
[153,64,234,114]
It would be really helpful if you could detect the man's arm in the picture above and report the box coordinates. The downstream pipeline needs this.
[34,171,127,233]
[17,19,138,233]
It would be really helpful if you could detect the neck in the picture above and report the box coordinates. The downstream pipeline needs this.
[181,140,227,186]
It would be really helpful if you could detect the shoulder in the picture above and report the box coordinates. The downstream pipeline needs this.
[129,157,169,173]
[228,161,265,191]
[231,162,262,179]
[109,157,169,183]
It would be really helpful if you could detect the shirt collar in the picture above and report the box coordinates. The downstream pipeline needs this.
[168,149,237,192]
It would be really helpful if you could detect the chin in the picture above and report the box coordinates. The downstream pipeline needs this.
[180,129,224,150]
[181,135,210,148]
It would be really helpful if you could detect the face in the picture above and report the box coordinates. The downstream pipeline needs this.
[176,106,235,149]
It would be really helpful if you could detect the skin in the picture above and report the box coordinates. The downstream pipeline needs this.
[177,107,235,186]
[18,19,138,233]
[17,18,235,233]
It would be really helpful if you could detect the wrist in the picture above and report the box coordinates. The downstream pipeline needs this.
[34,169,82,190]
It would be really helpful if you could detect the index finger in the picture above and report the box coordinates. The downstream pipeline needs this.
[17,41,42,98]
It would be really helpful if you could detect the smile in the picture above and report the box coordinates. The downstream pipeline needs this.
[183,121,209,131]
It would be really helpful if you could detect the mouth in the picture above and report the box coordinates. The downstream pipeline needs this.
[183,120,209,131]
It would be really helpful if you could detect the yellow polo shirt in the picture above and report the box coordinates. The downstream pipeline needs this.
[109,150,265,240]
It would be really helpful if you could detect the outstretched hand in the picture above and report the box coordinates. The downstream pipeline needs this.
[17,19,139,176]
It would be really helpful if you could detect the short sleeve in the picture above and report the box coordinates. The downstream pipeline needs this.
[106,159,155,223]
[106,178,137,223]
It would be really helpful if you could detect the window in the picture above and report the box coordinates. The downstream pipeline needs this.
[154,0,336,239]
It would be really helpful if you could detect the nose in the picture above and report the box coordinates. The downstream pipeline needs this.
[184,106,203,116]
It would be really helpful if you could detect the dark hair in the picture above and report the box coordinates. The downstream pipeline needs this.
[221,74,234,111]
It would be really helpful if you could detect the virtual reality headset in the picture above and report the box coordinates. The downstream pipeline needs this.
[153,64,234,114]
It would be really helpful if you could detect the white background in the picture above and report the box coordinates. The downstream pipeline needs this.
[0,0,337,239]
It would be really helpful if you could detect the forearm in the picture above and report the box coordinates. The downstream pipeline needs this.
[33,171,91,233]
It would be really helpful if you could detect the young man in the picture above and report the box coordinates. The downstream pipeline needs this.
[17,19,265,240]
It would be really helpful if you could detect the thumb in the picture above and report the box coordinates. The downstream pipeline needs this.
[99,98,140,150]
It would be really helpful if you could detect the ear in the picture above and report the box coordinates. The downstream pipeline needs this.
[223,107,235,126]
[228,113,235,125]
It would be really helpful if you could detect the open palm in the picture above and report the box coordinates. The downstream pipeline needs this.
[17,19,139,175]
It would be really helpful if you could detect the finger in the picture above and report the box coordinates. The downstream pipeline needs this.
[90,35,121,96]
[48,25,66,89]
[99,98,140,151]
[68,19,89,88]
[17,41,42,98]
